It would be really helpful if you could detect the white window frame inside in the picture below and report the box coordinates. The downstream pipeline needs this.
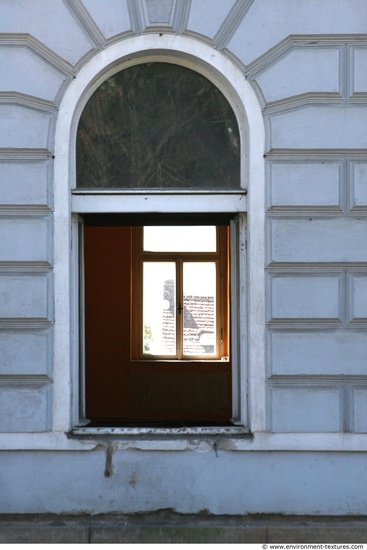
[53,36,265,436]
[73,210,246,431]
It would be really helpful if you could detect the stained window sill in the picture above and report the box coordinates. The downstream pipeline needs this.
[71,189,246,195]
[72,425,250,438]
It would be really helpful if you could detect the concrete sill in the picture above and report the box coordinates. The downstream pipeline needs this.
[71,425,251,439]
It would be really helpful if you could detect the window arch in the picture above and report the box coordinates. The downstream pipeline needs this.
[76,62,240,190]
[53,35,265,434]
[76,63,240,427]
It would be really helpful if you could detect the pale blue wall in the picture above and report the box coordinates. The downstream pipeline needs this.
[0,0,366,514]
[2,450,367,515]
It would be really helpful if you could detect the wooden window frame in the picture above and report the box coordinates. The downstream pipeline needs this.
[131,226,230,361]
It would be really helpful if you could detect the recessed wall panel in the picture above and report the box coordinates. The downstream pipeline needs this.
[270,331,367,376]
[354,389,367,433]
[0,106,52,149]
[145,0,174,23]
[0,273,52,320]
[269,275,341,320]
[351,47,367,94]
[81,0,132,38]
[349,275,367,320]
[0,47,66,101]
[269,218,367,264]
[351,162,367,209]
[0,386,50,432]
[268,162,341,209]
[0,161,51,207]
[0,0,94,65]
[270,106,367,149]
[0,330,51,376]
[256,48,340,103]
[228,0,367,66]
[187,0,235,39]
[0,217,52,263]
[271,387,340,433]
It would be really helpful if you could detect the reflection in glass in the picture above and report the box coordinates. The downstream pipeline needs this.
[143,262,176,356]
[143,226,216,252]
[77,63,240,189]
[183,262,216,356]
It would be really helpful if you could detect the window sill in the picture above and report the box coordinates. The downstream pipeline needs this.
[72,425,250,438]
[71,189,246,195]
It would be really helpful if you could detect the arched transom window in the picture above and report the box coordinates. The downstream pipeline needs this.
[76,62,240,190]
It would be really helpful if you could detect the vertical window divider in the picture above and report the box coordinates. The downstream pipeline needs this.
[176,258,183,359]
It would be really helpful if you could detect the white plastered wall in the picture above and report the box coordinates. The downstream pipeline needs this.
[0,0,366,452]
[1,0,367,515]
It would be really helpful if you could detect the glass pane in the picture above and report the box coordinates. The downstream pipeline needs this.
[76,63,240,189]
[144,226,216,252]
[183,262,216,356]
[143,262,176,356]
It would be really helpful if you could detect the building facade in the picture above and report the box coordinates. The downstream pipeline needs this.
[1,0,367,515]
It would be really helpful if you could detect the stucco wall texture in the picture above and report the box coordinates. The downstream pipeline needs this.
[0,0,366,515]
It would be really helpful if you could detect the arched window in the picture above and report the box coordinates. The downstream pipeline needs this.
[76,62,240,190]
[71,59,250,431]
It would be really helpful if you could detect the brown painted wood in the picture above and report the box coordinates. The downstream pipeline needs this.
[84,225,231,424]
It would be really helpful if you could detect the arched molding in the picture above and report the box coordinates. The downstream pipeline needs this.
[53,34,265,433]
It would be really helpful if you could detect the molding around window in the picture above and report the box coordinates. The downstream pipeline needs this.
[53,34,266,435]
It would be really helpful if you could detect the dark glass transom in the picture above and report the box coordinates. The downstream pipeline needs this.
[76,62,240,189]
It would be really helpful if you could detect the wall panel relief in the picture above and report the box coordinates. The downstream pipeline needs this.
[267,161,342,210]
[0,273,52,320]
[80,0,132,40]
[268,218,367,264]
[350,162,367,209]
[0,386,51,432]
[0,0,365,450]
[270,387,341,433]
[269,274,342,321]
